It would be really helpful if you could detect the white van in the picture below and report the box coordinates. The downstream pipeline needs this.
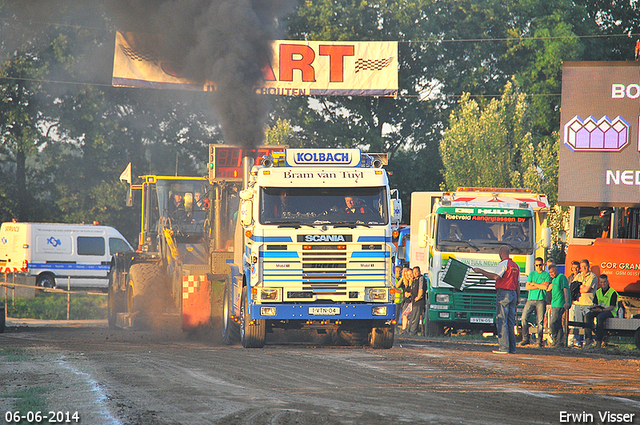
[0,222,134,289]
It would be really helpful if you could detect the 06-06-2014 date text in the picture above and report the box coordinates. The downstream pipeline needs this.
[4,411,79,424]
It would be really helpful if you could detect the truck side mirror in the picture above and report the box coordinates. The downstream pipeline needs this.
[391,198,402,224]
[240,200,253,226]
[541,227,551,249]
[418,219,428,248]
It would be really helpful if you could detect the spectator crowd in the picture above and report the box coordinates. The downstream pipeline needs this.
[396,249,621,353]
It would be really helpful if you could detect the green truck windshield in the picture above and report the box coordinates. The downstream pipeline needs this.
[436,213,533,254]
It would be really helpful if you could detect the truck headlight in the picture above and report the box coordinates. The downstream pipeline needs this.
[372,306,388,316]
[435,294,450,303]
[365,288,387,302]
[260,288,281,301]
[261,307,277,316]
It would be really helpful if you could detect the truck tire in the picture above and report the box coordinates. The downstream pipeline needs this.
[240,290,265,348]
[333,325,369,346]
[634,328,640,351]
[222,284,239,344]
[127,263,168,315]
[424,309,444,337]
[370,325,394,349]
[108,271,125,329]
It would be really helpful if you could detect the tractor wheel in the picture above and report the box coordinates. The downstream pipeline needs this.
[126,263,168,315]
[240,290,265,348]
[108,269,125,329]
[370,325,394,349]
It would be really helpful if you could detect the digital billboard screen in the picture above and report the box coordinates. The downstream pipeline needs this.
[559,62,640,207]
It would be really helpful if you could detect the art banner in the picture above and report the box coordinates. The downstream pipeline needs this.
[112,32,398,97]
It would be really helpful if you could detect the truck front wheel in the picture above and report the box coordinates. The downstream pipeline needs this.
[370,325,394,349]
[424,309,444,337]
[240,290,265,348]
[222,283,239,345]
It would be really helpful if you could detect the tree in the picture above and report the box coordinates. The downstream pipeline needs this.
[0,3,224,242]
[440,80,557,201]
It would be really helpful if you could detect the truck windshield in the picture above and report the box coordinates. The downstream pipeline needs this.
[260,186,388,226]
[156,180,210,234]
[436,214,533,254]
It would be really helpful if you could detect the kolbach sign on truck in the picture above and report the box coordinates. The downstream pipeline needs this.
[559,62,640,207]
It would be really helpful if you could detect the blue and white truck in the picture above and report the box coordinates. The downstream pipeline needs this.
[221,148,401,348]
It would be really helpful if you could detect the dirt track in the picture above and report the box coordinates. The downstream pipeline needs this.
[1,325,639,425]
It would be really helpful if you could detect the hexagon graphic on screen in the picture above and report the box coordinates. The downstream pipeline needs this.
[563,115,629,152]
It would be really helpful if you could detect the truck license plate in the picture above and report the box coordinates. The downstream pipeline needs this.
[309,307,341,315]
[470,317,493,324]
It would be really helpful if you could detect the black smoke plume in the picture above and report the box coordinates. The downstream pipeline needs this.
[108,0,294,149]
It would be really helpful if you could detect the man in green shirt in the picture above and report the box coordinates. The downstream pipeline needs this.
[519,257,550,347]
[548,265,571,347]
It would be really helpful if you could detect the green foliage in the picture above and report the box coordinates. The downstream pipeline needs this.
[265,118,297,146]
[0,0,637,229]
[6,294,107,320]
[547,204,570,263]
[440,81,558,202]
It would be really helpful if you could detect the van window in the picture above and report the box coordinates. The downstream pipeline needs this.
[77,237,105,256]
[109,238,132,255]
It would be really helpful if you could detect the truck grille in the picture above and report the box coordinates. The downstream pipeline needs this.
[262,243,387,298]
[460,293,495,310]
[302,251,347,294]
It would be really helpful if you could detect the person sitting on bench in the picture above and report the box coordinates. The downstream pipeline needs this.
[583,274,619,349]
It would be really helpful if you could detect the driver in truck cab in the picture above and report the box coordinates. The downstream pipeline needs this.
[344,196,365,214]
[169,191,185,213]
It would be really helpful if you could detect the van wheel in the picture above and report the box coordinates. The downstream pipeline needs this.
[36,274,56,289]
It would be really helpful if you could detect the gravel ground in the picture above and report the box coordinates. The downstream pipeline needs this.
[1,324,639,425]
